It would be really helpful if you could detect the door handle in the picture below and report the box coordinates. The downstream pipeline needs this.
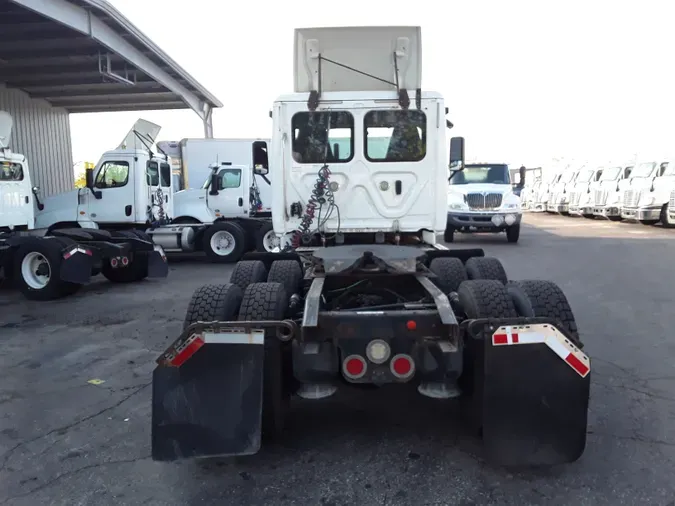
[25,196,29,204]
[125,205,132,216]
[165,194,168,203]
[238,197,243,207]
[395,180,402,195]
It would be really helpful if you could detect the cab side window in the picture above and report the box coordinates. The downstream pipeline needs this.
[218,169,242,189]
[96,161,129,188]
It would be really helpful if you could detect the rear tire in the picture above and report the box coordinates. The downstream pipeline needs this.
[457,280,518,434]
[202,222,246,263]
[13,237,79,301]
[507,279,580,345]
[661,203,675,228]
[267,260,303,297]
[465,257,508,284]
[429,257,467,293]
[229,260,268,292]
[255,222,279,252]
[183,283,243,330]
[238,282,290,441]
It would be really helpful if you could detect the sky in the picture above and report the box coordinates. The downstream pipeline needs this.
[69,0,675,170]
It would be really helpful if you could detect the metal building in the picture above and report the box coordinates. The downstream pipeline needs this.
[0,0,222,197]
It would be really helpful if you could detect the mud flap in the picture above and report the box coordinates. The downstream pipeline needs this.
[147,245,169,278]
[59,247,94,285]
[467,319,590,467]
[151,330,265,461]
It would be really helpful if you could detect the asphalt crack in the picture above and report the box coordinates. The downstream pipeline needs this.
[0,455,151,504]
[0,382,151,474]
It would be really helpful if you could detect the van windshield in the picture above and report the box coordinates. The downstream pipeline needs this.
[450,164,510,185]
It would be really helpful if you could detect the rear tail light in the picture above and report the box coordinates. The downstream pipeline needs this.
[342,355,367,380]
[110,258,119,268]
[390,354,415,379]
[121,256,129,267]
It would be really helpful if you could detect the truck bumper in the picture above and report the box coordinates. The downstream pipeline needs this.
[593,205,621,218]
[621,206,661,222]
[447,212,522,231]
[546,203,568,213]
[569,204,593,216]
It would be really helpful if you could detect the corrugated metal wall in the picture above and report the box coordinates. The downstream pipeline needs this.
[0,85,74,197]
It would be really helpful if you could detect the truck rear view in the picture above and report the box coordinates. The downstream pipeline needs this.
[151,26,591,469]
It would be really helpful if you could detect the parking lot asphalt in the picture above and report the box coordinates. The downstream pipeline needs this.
[1,213,675,506]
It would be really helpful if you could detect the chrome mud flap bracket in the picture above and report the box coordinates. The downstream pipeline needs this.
[462,317,591,467]
[151,320,296,461]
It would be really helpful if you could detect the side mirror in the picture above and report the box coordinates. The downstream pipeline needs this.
[449,136,465,171]
[253,166,269,176]
[209,172,220,195]
[85,167,94,189]
[32,185,40,193]
[252,141,269,175]
[85,167,103,199]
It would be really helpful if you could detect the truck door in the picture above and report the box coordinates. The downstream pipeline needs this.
[210,167,247,217]
[86,155,136,224]
[0,161,32,229]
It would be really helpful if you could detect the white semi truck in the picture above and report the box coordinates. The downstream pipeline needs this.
[446,162,523,243]
[151,25,591,470]
[33,119,277,263]
[546,165,581,214]
[592,164,634,220]
[621,159,675,226]
[568,166,604,218]
[0,112,168,301]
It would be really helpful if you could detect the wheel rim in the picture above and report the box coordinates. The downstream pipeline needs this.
[263,229,280,252]
[21,252,51,290]
[210,230,236,256]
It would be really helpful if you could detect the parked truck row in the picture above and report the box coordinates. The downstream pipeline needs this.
[520,159,675,227]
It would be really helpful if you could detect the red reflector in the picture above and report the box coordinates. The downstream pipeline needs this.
[565,353,589,376]
[345,357,365,376]
[406,320,417,330]
[170,336,205,367]
[392,356,412,376]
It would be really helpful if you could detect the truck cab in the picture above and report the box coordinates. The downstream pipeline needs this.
[592,164,633,220]
[568,166,603,218]
[621,160,675,225]
[446,162,522,243]
[532,170,562,212]
[271,26,450,248]
[547,166,580,214]
[35,119,175,232]
[0,113,36,233]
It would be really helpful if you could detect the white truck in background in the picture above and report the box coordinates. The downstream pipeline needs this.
[33,119,277,263]
[621,159,675,226]
[568,166,604,218]
[546,165,581,214]
[0,111,168,301]
[531,170,562,212]
[446,162,523,243]
[592,164,633,220]
[157,138,272,216]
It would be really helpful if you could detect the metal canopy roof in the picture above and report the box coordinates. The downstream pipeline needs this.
[0,0,222,135]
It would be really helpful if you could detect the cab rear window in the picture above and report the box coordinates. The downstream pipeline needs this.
[0,162,23,181]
